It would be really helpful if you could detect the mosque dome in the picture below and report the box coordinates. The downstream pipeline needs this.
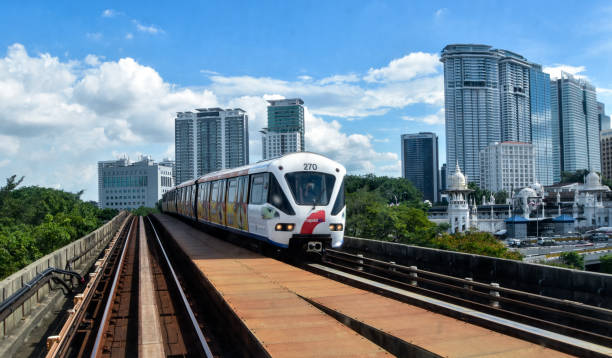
[530,182,543,195]
[517,187,538,200]
[448,163,467,190]
[585,171,601,189]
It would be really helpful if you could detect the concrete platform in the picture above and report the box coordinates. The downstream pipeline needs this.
[154,214,572,357]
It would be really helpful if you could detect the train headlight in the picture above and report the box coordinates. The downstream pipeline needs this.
[275,223,295,231]
[329,224,343,231]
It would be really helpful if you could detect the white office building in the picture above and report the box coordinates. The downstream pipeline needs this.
[98,156,174,209]
[479,142,535,194]
[260,128,302,159]
[175,108,249,184]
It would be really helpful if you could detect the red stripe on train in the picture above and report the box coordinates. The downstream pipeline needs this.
[300,210,325,234]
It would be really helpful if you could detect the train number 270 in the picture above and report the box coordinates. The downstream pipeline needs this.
[303,163,318,170]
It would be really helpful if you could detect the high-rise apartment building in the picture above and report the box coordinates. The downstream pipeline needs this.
[175,108,249,184]
[261,98,304,159]
[551,73,600,181]
[98,156,173,209]
[261,129,302,159]
[479,142,535,194]
[441,44,501,186]
[401,132,439,202]
[599,102,611,131]
[498,50,531,143]
[529,65,554,185]
[600,129,612,181]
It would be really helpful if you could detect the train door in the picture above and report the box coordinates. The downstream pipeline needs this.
[237,176,249,231]
[226,178,239,228]
[219,179,226,226]
[178,188,183,216]
[189,185,196,219]
[247,173,269,236]
[202,182,210,222]
[197,183,205,222]
[210,181,219,224]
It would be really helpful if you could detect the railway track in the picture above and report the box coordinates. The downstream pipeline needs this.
[307,249,612,357]
[45,216,215,358]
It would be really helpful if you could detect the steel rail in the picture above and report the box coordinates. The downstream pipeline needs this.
[327,249,612,318]
[89,217,136,358]
[146,216,214,358]
[46,215,132,358]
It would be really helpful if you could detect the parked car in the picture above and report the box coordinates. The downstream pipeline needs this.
[592,233,609,242]
[537,237,556,246]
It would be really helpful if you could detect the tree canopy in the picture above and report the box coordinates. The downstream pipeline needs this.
[0,176,118,279]
[344,175,521,260]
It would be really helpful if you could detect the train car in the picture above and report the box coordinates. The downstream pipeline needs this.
[161,152,346,252]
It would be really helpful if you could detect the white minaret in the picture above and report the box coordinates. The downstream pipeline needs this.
[444,163,474,233]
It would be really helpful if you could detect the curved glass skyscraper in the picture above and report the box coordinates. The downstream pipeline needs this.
[441,44,501,186]
[441,44,554,187]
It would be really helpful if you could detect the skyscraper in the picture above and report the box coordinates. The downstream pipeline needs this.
[551,73,600,181]
[440,163,447,192]
[401,132,439,203]
[441,44,555,187]
[261,98,305,159]
[529,65,554,185]
[598,102,611,131]
[600,129,612,181]
[441,44,501,186]
[498,50,531,143]
[175,108,249,184]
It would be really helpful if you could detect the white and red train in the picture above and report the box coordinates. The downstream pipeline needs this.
[161,152,346,252]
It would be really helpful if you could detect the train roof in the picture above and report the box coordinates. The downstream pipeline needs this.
[173,152,344,189]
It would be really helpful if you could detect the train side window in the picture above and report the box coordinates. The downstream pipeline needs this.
[241,176,249,204]
[249,173,269,205]
[211,181,219,204]
[218,179,226,203]
[268,174,295,215]
[331,177,346,215]
[227,178,238,204]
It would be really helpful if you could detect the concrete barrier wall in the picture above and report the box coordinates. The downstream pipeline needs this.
[0,211,128,338]
[342,236,612,308]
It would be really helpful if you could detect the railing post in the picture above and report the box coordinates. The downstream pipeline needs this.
[389,261,396,274]
[490,282,500,308]
[464,277,473,291]
[357,254,364,271]
[409,266,418,286]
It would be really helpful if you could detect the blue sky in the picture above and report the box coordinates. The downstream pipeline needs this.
[1,1,611,201]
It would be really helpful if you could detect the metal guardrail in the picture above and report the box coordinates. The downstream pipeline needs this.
[0,268,83,323]
[323,249,612,348]
[0,211,128,342]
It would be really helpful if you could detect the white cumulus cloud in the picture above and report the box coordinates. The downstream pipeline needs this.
[0,44,442,199]
[364,52,440,83]
[543,64,587,80]
[402,108,445,125]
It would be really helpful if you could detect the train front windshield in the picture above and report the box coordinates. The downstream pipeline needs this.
[285,172,335,206]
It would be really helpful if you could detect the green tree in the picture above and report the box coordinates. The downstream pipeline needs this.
[0,175,119,279]
[344,174,521,260]
[560,170,589,184]
[132,206,159,216]
[559,251,585,270]
[598,254,612,274]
